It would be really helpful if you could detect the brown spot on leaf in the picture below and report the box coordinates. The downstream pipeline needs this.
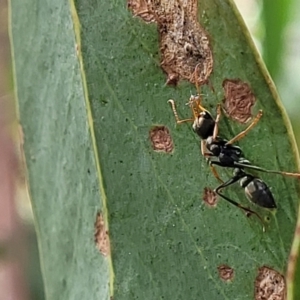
[255,266,286,300]
[127,0,156,23]
[217,264,234,282]
[94,213,111,256]
[128,0,213,86]
[203,187,217,207]
[222,79,256,124]
[149,126,173,153]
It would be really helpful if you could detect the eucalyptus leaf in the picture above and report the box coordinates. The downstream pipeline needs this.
[10,0,300,299]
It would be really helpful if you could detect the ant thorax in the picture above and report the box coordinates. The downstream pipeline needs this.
[206,137,247,165]
[206,136,225,156]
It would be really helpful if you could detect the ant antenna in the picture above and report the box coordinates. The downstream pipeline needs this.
[168,100,194,124]
[193,63,202,96]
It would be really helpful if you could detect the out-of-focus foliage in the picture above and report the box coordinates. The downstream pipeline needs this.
[261,0,293,79]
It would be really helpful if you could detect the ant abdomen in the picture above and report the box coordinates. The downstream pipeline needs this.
[240,175,277,209]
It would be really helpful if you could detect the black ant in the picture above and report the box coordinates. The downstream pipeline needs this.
[168,72,300,228]
[167,97,275,226]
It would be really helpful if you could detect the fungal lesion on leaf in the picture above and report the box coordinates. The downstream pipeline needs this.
[202,187,218,207]
[127,0,156,23]
[94,212,111,256]
[149,125,174,153]
[128,0,213,86]
[222,79,256,124]
[255,266,286,300]
[217,264,234,282]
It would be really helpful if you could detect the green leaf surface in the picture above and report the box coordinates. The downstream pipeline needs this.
[10,0,111,298]
[11,0,300,299]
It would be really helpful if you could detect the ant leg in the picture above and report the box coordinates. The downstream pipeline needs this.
[200,140,206,157]
[201,140,224,183]
[226,110,263,145]
[201,141,214,160]
[234,162,300,179]
[210,165,224,183]
[270,170,300,178]
[211,160,300,179]
[168,100,194,124]
[215,178,265,231]
[212,104,222,140]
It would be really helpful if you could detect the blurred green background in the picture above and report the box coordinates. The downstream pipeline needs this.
[235,0,300,145]
[0,0,299,299]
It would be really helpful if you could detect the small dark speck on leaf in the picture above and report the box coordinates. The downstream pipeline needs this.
[101,99,108,105]
[265,216,271,223]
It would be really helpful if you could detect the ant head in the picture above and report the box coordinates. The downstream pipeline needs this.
[187,95,214,135]
[186,95,201,108]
